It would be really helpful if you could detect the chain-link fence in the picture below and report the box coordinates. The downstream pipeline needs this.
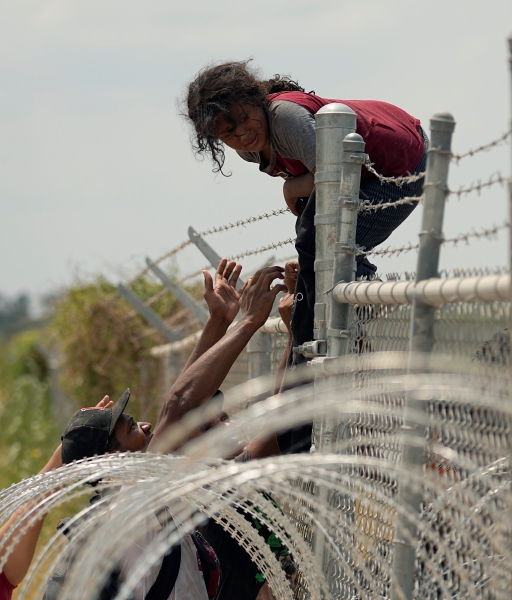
[120,37,512,600]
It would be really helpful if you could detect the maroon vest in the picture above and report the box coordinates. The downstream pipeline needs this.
[265,91,423,180]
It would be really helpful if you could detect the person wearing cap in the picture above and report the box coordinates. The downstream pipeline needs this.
[60,259,287,465]
[0,396,113,600]
[55,259,288,600]
[60,388,152,464]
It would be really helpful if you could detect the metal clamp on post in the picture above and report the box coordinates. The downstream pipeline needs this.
[340,196,362,210]
[314,303,327,341]
[341,151,368,165]
[334,242,360,255]
[326,328,350,339]
[292,339,327,358]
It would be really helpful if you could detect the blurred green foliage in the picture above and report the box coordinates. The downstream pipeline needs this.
[1,273,203,600]
[50,275,198,420]
[0,331,56,487]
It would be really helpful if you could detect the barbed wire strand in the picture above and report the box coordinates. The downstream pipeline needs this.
[451,129,512,163]
[359,222,510,258]
[229,237,296,261]
[358,171,510,213]
[179,266,212,284]
[359,195,423,213]
[127,240,192,285]
[447,173,510,198]
[126,208,292,285]
[195,208,291,237]
[363,158,426,186]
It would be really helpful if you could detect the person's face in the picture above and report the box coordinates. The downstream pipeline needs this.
[215,102,269,153]
[113,413,153,452]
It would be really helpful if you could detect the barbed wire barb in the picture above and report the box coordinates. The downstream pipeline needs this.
[363,158,426,186]
[126,239,192,285]
[359,195,423,214]
[196,208,291,237]
[451,129,512,163]
[359,222,510,259]
[229,238,296,261]
[448,172,510,198]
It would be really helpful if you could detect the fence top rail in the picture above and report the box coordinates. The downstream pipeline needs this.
[151,317,287,358]
[333,272,510,307]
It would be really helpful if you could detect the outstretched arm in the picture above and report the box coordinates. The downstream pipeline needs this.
[0,396,112,586]
[180,259,242,374]
[149,267,287,449]
[283,172,315,216]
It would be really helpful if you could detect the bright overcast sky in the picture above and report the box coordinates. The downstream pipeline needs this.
[1,1,511,306]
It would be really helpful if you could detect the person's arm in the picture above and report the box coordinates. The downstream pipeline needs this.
[149,267,287,449]
[273,261,298,394]
[0,396,112,586]
[180,259,242,374]
[283,172,315,216]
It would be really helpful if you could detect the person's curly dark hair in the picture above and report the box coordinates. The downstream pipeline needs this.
[182,60,308,175]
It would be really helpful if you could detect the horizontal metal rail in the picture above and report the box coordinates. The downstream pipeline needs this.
[260,317,288,334]
[150,318,289,358]
[333,272,510,307]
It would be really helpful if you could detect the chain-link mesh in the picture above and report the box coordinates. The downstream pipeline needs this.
[321,265,511,599]
[152,266,512,599]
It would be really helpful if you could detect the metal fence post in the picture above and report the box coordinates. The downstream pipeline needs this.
[313,104,357,349]
[391,112,456,600]
[310,104,357,579]
[311,104,357,449]
[117,284,183,343]
[188,226,246,292]
[247,331,272,379]
[328,133,366,361]
[145,258,210,326]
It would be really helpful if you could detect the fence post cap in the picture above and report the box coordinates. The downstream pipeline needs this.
[430,111,456,132]
[316,102,356,116]
[344,132,364,143]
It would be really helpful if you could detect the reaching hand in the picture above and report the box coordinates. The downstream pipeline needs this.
[283,261,299,294]
[203,258,243,325]
[95,395,113,409]
[240,266,287,328]
[278,293,294,332]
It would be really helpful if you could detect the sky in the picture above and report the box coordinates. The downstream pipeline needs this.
[1,1,512,310]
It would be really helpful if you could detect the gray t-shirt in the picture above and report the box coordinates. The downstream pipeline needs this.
[237,100,316,177]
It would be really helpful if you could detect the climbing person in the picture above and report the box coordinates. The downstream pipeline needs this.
[183,59,428,452]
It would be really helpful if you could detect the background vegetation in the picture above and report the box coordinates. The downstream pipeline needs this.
[0,274,202,598]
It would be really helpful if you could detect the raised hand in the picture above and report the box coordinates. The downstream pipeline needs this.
[283,261,299,294]
[203,258,243,325]
[278,293,294,332]
[95,395,113,409]
[240,266,287,328]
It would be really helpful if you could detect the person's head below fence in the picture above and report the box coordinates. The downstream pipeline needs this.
[60,389,153,464]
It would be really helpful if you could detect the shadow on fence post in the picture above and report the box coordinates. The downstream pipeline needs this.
[391,112,456,600]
